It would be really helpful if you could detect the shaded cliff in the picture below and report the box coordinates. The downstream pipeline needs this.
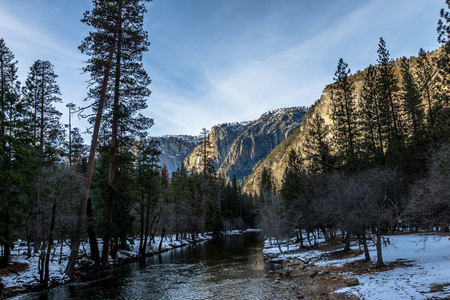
[183,107,306,182]
[153,135,198,174]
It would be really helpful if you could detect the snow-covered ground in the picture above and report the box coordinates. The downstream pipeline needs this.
[263,233,450,299]
[336,234,450,299]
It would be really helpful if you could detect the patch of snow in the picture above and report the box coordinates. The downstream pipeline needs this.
[332,234,450,299]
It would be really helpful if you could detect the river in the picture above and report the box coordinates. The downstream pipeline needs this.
[16,232,300,299]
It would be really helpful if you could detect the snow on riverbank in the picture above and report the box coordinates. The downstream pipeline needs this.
[336,234,450,299]
[1,229,259,292]
[263,233,450,299]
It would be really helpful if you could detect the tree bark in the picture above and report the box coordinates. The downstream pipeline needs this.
[43,199,57,288]
[376,205,385,267]
[86,197,100,265]
[102,0,123,267]
[65,9,121,277]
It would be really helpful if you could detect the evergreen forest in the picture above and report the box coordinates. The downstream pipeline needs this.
[0,0,449,293]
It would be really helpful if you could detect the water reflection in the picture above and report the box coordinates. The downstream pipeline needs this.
[18,233,298,300]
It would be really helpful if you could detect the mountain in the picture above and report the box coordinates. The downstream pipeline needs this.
[242,48,443,195]
[183,107,307,182]
[243,88,334,194]
[152,135,198,174]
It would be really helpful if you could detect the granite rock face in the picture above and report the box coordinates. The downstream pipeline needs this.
[152,135,198,174]
[243,86,335,195]
[183,107,306,182]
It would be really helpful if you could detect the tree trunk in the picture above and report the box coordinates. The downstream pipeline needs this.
[358,233,371,262]
[376,205,385,267]
[343,231,351,253]
[86,197,100,265]
[139,201,145,259]
[102,1,123,267]
[44,199,57,288]
[1,198,11,268]
[65,10,121,277]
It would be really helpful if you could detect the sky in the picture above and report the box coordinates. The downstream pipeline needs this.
[0,0,445,138]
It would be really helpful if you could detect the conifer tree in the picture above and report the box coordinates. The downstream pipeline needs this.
[304,113,333,173]
[23,60,64,161]
[376,38,404,167]
[72,0,153,268]
[195,128,215,232]
[332,58,358,171]
[197,128,215,177]
[280,149,306,207]
[259,167,273,196]
[400,57,426,147]
[435,1,450,143]
[68,127,87,172]
[359,65,385,166]
[135,138,161,261]
[22,59,64,252]
[416,49,436,129]
[0,38,24,267]
[67,0,128,275]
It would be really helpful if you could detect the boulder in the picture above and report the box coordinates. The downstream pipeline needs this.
[430,284,444,293]
[345,278,360,287]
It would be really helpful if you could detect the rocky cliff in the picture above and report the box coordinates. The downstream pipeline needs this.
[183,107,306,182]
[152,135,198,174]
[242,48,442,195]
[242,88,334,194]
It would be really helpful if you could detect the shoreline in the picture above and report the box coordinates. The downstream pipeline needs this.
[1,229,260,299]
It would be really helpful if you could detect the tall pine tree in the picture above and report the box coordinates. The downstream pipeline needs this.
[77,0,153,267]
[376,38,404,167]
[359,65,386,166]
[332,58,359,171]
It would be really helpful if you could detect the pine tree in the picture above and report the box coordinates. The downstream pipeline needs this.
[259,167,273,196]
[359,65,386,166]
[435,1,450,143]
[135,138,161,261]
[21,59,64,252]
[416,49,436,129]
[197,128,215,177]
[68,127,87,172]
[331,58,358,171]
[69,0,153,268]
[67,0,127,275]
[0,38,24,267]
[400,57,426,147]
[23,60,64,161]
[280,149,305,206]
[304,113,333,173]
[376,38,404,167]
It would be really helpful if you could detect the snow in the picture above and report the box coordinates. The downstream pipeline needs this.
[335,234,450,299]
[1,243,70,289]
[1,230,259,291]
[262,233,450,299]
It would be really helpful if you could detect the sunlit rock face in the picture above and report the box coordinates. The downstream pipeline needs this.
[183,107,306,183]
[243,86,334,195]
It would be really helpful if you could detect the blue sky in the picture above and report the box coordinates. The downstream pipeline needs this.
[0,0,444,137]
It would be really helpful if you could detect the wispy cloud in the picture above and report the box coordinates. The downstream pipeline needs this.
[146,0,442,136]
[0,0,443,138]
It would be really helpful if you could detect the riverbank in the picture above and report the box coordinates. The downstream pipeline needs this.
[0,229,260,298]
[263,233,450,299]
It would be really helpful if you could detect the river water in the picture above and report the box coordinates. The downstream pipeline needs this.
[19,232,300,299]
